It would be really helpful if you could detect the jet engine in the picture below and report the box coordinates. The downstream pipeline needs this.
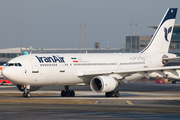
[16,84,41,92]
[90,76,119,93]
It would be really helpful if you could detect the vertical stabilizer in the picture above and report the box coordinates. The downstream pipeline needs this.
[141,8,177,53]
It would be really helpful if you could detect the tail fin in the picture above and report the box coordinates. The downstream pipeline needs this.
[140,8,177,53]
[23,52,28,55]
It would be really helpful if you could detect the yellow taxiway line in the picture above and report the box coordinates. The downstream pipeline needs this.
[126,100,134,105]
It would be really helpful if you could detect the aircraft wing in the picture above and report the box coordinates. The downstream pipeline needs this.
[78,66,180,79]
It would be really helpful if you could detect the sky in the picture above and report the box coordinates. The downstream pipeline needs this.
[0,0,180,49]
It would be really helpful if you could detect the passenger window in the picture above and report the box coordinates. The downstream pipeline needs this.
[15,63,18,66]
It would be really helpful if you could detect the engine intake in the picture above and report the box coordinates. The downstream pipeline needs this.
[90,76,119,93]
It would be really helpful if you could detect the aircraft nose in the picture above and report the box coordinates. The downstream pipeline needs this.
[2,68,6,78]
[2,68,11,80]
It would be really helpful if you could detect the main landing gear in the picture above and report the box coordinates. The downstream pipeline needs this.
[23,85,31,98]
[61,86,75,97]
[105,91,119,97]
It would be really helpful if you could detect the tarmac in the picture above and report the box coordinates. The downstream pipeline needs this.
[0,81,180,119]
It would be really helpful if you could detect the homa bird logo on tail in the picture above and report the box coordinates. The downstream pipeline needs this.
[164,26,172,42]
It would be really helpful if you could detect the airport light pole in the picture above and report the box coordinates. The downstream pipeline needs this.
[79,20,82,53]
[84,20,87,53]
[130,19,133,52]
[25,24,28,52]
[135,19,138,52]
[20,23,23,55]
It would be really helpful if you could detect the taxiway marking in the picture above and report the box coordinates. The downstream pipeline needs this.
[126,100,134,105]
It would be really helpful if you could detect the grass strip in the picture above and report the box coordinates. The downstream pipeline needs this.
[0,93,55,97]
[0,99,95,104]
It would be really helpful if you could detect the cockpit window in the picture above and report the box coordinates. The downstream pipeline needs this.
[8,63,14,66]
[18,63,22,66]
[6,63,22,67]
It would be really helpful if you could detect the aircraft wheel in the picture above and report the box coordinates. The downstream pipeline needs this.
[66,91,71,97]
[105,92,111,97]
[23,92,31,98]
[27,92,31,98]
[70,90,75,97]
[111,91,116,97]
[61,90,66,97]
[106,91,119,97]
[61,86,75,97]
[115,91,119,97]
[23,92,26,97]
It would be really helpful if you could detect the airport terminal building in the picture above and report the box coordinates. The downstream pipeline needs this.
[126,23,180,52]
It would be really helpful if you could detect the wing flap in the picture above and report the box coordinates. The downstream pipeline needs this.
[166,69,179,76]
[154,70,167,77]
[138,72,150,79]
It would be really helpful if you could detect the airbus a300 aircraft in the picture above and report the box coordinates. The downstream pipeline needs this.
[2,8,180,98]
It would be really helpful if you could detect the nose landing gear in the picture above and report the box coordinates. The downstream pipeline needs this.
[23,85,31,98]
[23,91,31,97]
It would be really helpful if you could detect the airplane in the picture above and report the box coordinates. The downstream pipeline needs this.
[1,8,179,98]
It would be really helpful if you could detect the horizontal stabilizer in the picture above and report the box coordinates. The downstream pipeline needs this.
[163,57,180,61]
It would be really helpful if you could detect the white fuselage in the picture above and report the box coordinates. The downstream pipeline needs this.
[2,53,174,86]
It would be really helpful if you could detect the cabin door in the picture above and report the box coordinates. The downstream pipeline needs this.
[30,59,39,73]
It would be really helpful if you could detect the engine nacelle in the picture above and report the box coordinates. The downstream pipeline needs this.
[16,84,41,92]
[90,76,119,93]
